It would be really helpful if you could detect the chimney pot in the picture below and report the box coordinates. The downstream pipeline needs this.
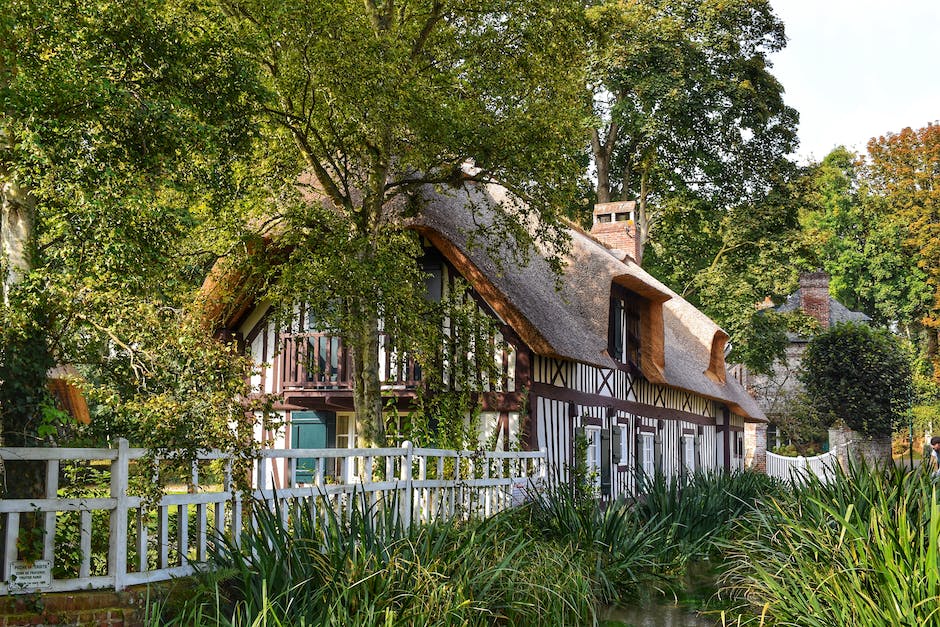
[591,201,640,263]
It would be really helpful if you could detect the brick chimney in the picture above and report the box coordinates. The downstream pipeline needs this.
[799,271,831,329]
[590,201,640,262]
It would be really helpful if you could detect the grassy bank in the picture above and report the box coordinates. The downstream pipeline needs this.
[722,462,940,625]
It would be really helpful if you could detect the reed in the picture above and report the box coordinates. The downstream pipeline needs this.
[154,491,596,625]
[516,483,679,603]
[634,470,783,559]
[722,461,940,625]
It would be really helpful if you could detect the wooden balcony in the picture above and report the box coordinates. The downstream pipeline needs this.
[280,332,421,391]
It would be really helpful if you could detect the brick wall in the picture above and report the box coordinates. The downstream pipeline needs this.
[0,589,150,627]
[590,201,640,262]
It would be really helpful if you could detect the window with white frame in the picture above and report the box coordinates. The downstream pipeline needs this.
[641,432,655,478]
[683,434,696,473]
[619,424,629,466]
[585,426,601,488]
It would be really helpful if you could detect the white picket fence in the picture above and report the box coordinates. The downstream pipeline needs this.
[0,440,546,594]
[766,449,840,484]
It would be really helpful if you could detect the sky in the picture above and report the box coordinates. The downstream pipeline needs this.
[769,1,940,163]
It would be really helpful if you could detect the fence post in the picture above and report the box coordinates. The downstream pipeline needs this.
[400,441,413,529]
[538,448,548,483]
[109,438,130,591]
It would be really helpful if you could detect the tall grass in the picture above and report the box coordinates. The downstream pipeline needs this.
[155,493,596,625]
[150,470,792,624]
[722,461,940,625]
[516,484,677,603]
[633,470,784,560]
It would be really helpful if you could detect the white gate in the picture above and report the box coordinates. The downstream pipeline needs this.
[766,449,840,484]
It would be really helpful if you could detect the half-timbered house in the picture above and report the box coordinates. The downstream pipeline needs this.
[207,184,765,498]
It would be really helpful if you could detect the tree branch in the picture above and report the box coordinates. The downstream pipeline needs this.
[412,1,444,58]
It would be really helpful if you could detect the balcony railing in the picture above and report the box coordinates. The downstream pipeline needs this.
[280,332,421,391]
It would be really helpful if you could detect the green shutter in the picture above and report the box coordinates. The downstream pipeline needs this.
[600,428,611,497]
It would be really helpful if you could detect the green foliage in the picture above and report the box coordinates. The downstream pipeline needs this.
[584,0,798,254]
[644,177,814,374]
[0,0,259,464]
[867,125,940,332]
[801,146,932,330]
[769,392,830,456]
[801,323,914,437]
[722,462,940,625]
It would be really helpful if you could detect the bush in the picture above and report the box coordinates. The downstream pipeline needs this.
[801,322,913,438]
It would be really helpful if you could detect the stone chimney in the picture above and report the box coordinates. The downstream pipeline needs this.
[590,201,640,262]
[799,271,831,329]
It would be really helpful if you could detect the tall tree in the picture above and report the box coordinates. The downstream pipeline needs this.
[0,0,257,467]
[584,0,798,264]
[643,172,813,373]
[866,124,940,376]
[800,146,932,332]
[214,0,589,444]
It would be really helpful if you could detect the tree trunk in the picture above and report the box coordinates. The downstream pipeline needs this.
[590,123,619,206]
[927,325,940,383]
[619,158,633,203]
[0,157,49,564]
[348,301,385,446]
[635,167,650,266]
[1,163,34,304]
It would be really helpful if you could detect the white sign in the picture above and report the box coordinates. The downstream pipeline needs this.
[8,560,52,593]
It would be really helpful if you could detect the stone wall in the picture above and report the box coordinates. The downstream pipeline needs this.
[828,426,892,468]
[744,422,767,472]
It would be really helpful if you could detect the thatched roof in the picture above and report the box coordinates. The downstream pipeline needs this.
[204,178,764,421]
[415,182,765,421]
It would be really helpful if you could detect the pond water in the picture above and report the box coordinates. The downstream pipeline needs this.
[598,603,719,627]
[599,561,724,626]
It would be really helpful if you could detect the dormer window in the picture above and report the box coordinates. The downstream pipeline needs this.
[608,285,643,369]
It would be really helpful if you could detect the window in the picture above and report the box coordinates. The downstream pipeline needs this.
[419,248,445,302]
[335,414,353,449]
[608,287,643,368]
[683,435,696,474]
[585,426,601,489]
[620,425,629,466]
[641,433,655,479]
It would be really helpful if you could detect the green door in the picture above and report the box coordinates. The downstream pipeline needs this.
[290,411,335,483]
